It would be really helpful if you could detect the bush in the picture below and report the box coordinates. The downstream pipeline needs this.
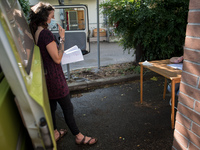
[100,0,189,63]
[18,0,30,19]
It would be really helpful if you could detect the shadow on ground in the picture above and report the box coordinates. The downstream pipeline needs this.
[56,76,176,150]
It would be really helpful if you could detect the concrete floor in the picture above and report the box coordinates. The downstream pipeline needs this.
[62,42,135,71]
[56,42,175,149]
[56,75,175,150]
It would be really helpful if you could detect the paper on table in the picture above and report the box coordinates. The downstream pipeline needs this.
[167,63,183,70]
[143,60,152,66]
[61,45,84,65]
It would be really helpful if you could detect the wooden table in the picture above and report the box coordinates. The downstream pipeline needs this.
[139,59,182,129]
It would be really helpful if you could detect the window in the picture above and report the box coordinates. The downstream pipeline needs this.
[50,7,86,31]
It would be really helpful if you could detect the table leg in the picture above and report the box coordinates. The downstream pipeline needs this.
[171,79,175,129]
[163,78,167,100]
[140,65,143,104]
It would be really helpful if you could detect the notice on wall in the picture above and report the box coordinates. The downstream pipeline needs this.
[61,45,84,65]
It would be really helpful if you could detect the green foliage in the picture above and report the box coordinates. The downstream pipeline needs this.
[86,68,92,71]
[134,65,140,74]
[100,0,189,61]
[18,0,30,19]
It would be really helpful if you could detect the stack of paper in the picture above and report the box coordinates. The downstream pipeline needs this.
[61,45,84,65]
[167,63,183,70]
[143,60,152,66]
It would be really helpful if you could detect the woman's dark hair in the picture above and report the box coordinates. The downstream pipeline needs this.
[29,2,54,42]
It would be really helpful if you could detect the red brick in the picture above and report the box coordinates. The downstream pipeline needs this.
[174,130,189,148]
[178,103,200,125]
[192,123,200,137]
[186,24,200,36]
[175,122,200,147]
[185,37,200,50]
[184,49,200,64]
[189,0,200,9]
[182,61,200,77]
[194,101,200,113]
[180,83,200,101]
[181,71,198,87]
[176,112,192,129]
[183,61,200,76]
[188,142,200,150]
[175,122,189,139]
[178,93,195,109]
[187,12,200,23]
[188,132,200,148]
[173,138,187,150]
[183,60,200,76]
[199,79,200,89]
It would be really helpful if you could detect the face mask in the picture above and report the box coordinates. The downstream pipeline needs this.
[50,18,55,24]
[48,19,57,30]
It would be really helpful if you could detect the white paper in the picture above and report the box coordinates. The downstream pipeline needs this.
[143,60,152,66]
[61,45,84,65]
[167,63,183,70]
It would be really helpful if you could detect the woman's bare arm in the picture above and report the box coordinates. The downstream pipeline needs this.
[46,40,64,64]
[46,24,65,64]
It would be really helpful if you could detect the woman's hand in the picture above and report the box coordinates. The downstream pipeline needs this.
[170,56,184,63]
[57,23,65,40]
[177,56,184,63]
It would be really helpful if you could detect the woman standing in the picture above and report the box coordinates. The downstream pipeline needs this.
[29,2,97,145]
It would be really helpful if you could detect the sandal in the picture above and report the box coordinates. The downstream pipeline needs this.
[55,129,67,142]
[76,136,98,145]
[59,129,67,138]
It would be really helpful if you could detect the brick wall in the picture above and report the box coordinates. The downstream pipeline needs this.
[172,0,200,149]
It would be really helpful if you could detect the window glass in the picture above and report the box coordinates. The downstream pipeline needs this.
[50,7,86,31]
[1,0,34,74]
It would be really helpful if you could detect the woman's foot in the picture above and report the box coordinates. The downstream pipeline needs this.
[75,133,97,145]
[54,129,67,141]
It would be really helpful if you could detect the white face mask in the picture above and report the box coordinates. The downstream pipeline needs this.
[48,19,57,30]
[50,18,56,24]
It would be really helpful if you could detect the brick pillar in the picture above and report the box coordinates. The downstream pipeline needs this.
[172,0,200,149]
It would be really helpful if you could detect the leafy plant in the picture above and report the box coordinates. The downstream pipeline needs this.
[18,0,30,19]
[100,0,189,63]
[86,68,92,71]
[133,65,140,74]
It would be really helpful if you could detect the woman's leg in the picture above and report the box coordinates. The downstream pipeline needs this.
[49,100,57,130]
[57,94,80,135]
[49,99,67,141]
[57,95,98,145]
